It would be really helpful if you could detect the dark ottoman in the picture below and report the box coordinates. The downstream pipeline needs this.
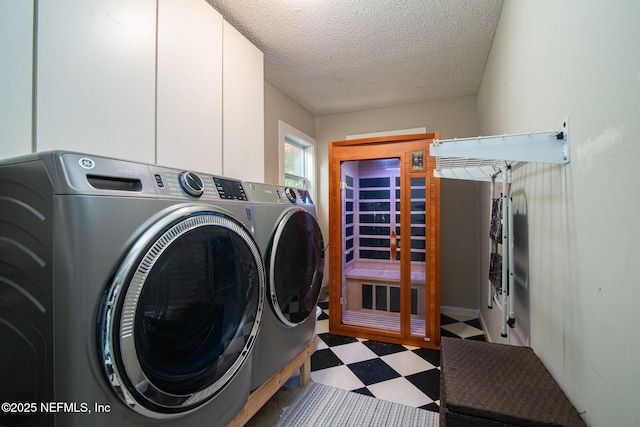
[440,337,586,426]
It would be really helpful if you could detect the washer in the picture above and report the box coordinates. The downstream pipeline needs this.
[244,182,324,390]
[0,151,264,426]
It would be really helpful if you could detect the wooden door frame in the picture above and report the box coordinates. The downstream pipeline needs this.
[328,134,441,349]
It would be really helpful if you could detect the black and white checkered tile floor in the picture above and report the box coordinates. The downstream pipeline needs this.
[311,302,485,413]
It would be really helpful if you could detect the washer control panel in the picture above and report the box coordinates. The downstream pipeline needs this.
[213,177,247,200]
[150,166,246,201]
[179,171,205,197]
[50,152,248,202]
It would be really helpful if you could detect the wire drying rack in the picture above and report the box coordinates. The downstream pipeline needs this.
[429,119,570,337]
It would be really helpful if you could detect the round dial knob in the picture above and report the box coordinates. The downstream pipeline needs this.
[179,171,204,197]
[284,187,297,203]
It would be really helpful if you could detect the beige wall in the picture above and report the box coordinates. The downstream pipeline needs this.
[478,1,640,425]
[315,96,481,311]
[263,82,316,184]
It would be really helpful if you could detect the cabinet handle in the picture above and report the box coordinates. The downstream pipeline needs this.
[390,230,397,261]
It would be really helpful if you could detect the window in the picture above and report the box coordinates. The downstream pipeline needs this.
[279,121,316,200]
[284,137,307,188]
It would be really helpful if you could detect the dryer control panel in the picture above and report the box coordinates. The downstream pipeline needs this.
[274,186,314,205]
[243,182,315,206]
[244,182,280,203]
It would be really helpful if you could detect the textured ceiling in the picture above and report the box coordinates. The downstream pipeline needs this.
[206,0,503,116]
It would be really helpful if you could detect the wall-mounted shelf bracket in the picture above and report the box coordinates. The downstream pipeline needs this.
[429,119,569,182]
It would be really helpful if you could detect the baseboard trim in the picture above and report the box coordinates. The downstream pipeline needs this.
[478,312,493,343]
[440,305,480,319]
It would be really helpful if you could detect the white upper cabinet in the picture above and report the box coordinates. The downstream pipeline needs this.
[36,0,157,163]
[156,0,223,174]
[0,0,33,159]
[1,1,264,173]
[222,20,264,182]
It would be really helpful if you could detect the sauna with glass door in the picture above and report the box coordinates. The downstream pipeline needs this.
[328,134,441,349]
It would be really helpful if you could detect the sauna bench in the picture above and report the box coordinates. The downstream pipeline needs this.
[440,337,586,427]
[345,267,426,283]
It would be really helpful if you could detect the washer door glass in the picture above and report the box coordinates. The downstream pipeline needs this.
[100,207,264,418]
[268,209,324,326]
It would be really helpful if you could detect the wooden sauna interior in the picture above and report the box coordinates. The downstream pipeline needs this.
[328,135,441,349]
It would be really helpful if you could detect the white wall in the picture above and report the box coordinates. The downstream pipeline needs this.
[0,0,33,158]
[264,82,315,184]
[478,1,640,426]
[315,96,481,311]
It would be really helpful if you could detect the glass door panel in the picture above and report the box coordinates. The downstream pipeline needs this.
[401,176,428,338]
[340,158,401,333]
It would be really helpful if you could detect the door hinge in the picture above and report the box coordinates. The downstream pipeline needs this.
[340,296,347,305]
[339,181,347,190]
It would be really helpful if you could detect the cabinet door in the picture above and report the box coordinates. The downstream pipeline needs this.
[156,0,223,174]
[0,0,33,159]
[36,0,156,163]
[222,20,264,182]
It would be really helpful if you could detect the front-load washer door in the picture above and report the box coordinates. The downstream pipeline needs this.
[99,206,264,418]
[268,208,325,327]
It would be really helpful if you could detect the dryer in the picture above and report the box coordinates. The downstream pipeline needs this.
[244,183,324,390]
[0,151,264,426]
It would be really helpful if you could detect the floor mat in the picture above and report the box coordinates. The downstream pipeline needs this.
[275,382,439,427]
